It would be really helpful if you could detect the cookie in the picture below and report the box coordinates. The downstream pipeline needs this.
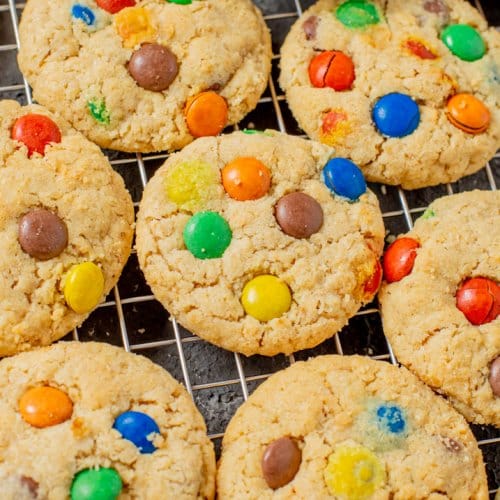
[379,190,500,427]
[0,341,215,499]
[0,100,134,356]
[18,0,271,153]
[279,0,500,189]
[217,354,488,498]
[136,130,385,356]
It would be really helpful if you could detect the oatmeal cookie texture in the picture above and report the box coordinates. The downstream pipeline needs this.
[217,355,488,499]
[0,100,134,356]
[136,130,384,356]
[279,0,500,189]
[379,190,500,427]
[0,341,215,499]
[18,0,271,153]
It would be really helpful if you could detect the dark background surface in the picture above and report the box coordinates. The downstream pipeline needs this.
[0,0,499,496]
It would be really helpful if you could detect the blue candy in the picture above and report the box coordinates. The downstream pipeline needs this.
[322,157,367,202]
[376,404,406,434]
[372,92,420,138]
[71,4,96,26]
[113,411,160,454]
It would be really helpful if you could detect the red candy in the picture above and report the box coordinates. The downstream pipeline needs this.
[364,260,382,296]
[308,50,355,91]
[96,0,135,14]
[405,39,437,60]
[383,237,420,283]
[11,114,62,157]
[456,277,500,325]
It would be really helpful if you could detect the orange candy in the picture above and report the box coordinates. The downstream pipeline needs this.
[446,93,490,134]
[185,91,228,138]
[404,39,437,60]
[222,157,271,201]
[19,386,73,428]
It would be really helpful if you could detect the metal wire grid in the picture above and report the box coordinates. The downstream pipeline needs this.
[0,0,499,495]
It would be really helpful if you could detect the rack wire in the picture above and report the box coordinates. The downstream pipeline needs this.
[1,0,499,495]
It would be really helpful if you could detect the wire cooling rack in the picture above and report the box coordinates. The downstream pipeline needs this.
[1,0,499,495]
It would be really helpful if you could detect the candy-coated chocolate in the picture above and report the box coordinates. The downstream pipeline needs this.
[336,0,380,29]
[405,39,437,59]
[64,262,105,314]
[322,157,367,201]
[113,411,160,453]
[421,208,436,220]
[114,6,155,49]
[19,386,73,428]
[441,24,486,62]
[383,237,420,283]
[71,4,96,25]
[167,0,192,3]
[222,157,271,201]
[184,91,228,138]
[183,211,232,259]
[96,0,134,14]
[87,99,110,124]
[446,93,490,134]
[456,277,500,325]
[441,436,462,453]
[261,437,302,489]
[321,110,350,145]
[303,15,318,40]
[489,357,500,397]
[20,476,39,496]
[309,51,355,91]
[241,275,292,322]
[423,0,449,15]
[128,43,178,92]
[70,468,122,500]
[324,444,386,497]
[372,93,420,138]
[376,403,406,434]
[11,113,62,157]
[364,259,382,295]
[275,192,323,239]
[18,208,68,260]
[165,160,219,210]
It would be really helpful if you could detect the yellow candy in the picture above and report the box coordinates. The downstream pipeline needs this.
[64,262,105,314]
[114,7,156,48]
[241,275,292,322]
[324,444,386,499]
[165,160,219,211]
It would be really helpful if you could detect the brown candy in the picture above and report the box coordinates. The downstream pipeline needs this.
[128,43,178,92]
[441,436,462,453]
[303,15,318,41]
[489,357,500,397]
[20,476,39,497]
[18,208,68,260]
[261,436,301,489]
[423,0,450,23]
[275,192,323,239]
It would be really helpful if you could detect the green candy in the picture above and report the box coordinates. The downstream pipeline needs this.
[421,208,436,220]
[441,24,486,62]
[71,468,122,500]
[167,0,192,4]
[87,99,110,125]
[336,0,380,29]
[183,211,232,259]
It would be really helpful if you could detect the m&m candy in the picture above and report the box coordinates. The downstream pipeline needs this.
[184,91,228,138]
[382,237,420,283]
[309,51,355,91]
[363,260,382,296]
[241,275,292,321]
[441,24,486,62]
[372,93,420,138]
[114,6,155,48]
[446,94,490,134]
[222,157,271,201]
[87,99,110,125]
[322,158,367,202]
[70,468,122,500]
[19,386,73,428]
[456,277,500,325]
[96,0,134,14]
[64,262,105,314]
[275,192,323,239]
[489,357,500,397]
[71,4,96,26]
[113,411,160,453]
[262,437,302,489]
[11,114,62,157]
[336,0,380,29]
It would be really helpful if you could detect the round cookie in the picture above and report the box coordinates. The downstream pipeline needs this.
[18,0,272,153]
[279,0,500,189]
[136,130,385,356]
[217,355,488,498]
[0,341,215,499]
[0,100,134,356]
[379,190,500,427]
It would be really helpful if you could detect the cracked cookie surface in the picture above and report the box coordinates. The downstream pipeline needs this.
[379,190,500,427]
[136,130,384,356]
[18,0,271,153]
[0,100,134,356]
[279,0,500,189]
[217,354,488,499]
[0,341,215,499]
